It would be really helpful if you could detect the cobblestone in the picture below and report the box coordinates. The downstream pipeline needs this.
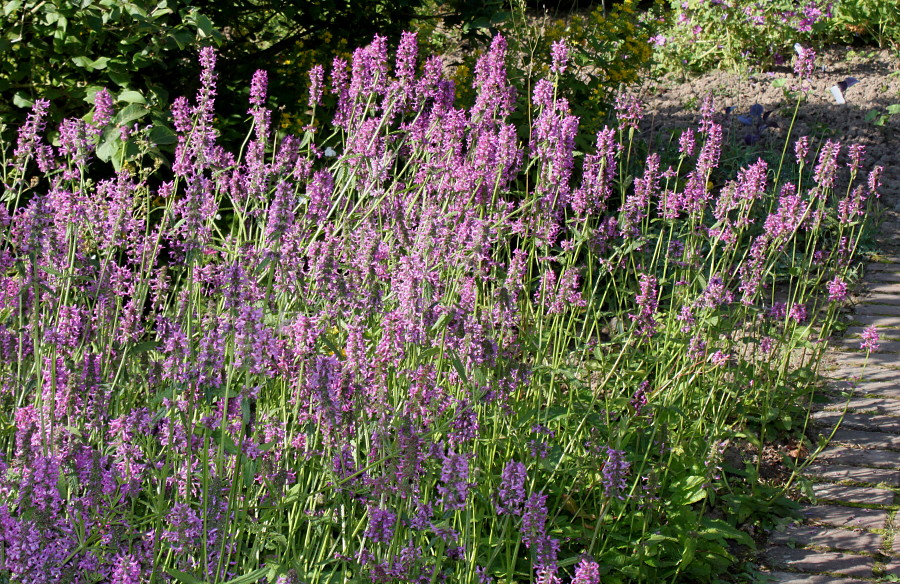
[799,505,888,530]
[811,483,895,505]
[812,411,900,433]
[821,396,900,414]
[825,366,900,383]
[836,338,900,352]
[762,254,900,578]
[812,446,900,469]
[844,325,900,338]
[831,428,900,449]
[850,314,900,327]
[769,525,883,552]
[854,303,900,316]
[762,573,869,584]
[804,463,900,486]
[763,548,874,578]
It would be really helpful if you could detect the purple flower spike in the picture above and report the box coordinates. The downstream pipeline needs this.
[308,65,325,108]
[860,325,880,353]
[794,136,810,164]
[92,88,114,128]
[827,276,848,302]
[572,557,601,584]
[629,274,659,339]
[550,39,569,75]
[249,70,268,107]
[602,447,630,499]
[793,45,816,83]
[395,30,418,83]
[437,451,473,510]
[614,92,643,131]
[521,492,560,573]
[365,507,397,544]
[496,460,527,515]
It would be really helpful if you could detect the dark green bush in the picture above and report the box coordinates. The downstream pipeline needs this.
[0,0,218,132]
[0,0,446,151]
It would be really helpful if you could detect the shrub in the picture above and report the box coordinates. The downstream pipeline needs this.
[653,0,834,72]
[831,0,900,48]
[0,0,218,136]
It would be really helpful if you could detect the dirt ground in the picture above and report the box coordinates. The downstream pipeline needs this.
[633,46,900,218]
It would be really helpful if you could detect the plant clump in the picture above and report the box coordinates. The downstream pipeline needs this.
[0,32,880,583]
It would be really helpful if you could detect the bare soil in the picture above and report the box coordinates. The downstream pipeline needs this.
[635,46,900,212]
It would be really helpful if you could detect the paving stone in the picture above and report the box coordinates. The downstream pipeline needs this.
[812,411,900,434]
[762,573,868,584]
[895,534,900,556]
[851,315,900,328]
[859,294,900,306]
[804,463,900,486]
[769,524,883,552]
[828,352,900,369]
[866,262,900,272]
[824,380,900,399]
[800,505,888,530]
[821,397,900,414]
[863,281,900,294]
[854,303,900,317]
[763,547,874,577]
[868,271,900,282]
[883,561,900,576]
[813,446,900,469]
[843,386,900,400]
[812,483,895,505]
[825,368,900,387]
[832,428,900,449]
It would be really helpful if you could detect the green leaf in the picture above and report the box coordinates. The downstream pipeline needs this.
[887,104,900,114]
[108,69,133,87]
[430,309,454,333]
[124,1,148,18]
[114,103,149,126]
[118,90,146,104]
[208,427,239,455]
[151,5,173,18]
[700,517,754,547]
[96,127,121,163]
[4,0,22,17]
[680,536,696,566]
[195,13,215,38]
[71,55,93,70]
[644,533,677,544]
[669,475,707,506]
[148,124,176,145]
[448,354,469,384]
[12,91,32,108]
[169,30,193,50]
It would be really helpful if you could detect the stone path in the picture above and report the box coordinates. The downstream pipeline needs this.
[761,258,900,583]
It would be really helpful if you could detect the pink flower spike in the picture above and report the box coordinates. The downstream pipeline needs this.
[860,325,880,353]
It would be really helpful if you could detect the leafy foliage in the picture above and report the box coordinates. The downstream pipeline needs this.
[0,0,219,133]
[0,32,878,582]
[653,0,833,72]
[831,0,900,48]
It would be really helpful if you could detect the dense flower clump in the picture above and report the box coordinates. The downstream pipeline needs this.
[0,32,878,583]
